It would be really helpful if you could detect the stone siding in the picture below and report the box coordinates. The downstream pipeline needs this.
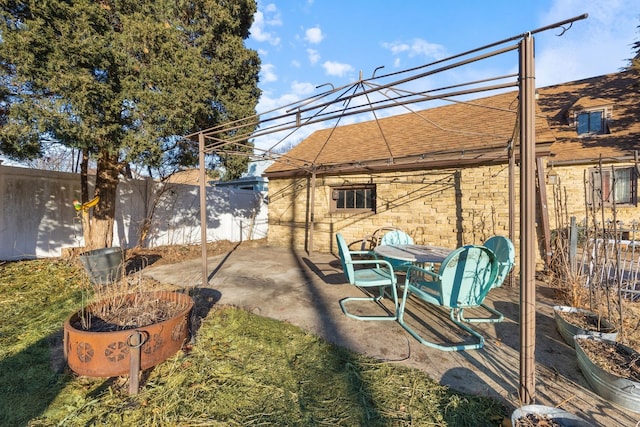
[267,165,532,262]
[547,161,640,231]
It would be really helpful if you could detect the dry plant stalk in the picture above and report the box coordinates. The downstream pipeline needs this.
[80,270,187,332]
[547,159,640,339]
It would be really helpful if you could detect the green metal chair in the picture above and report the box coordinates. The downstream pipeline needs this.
[451,235,516,324]
[483,235,515,288]
[398,245,498,351]
[370,228,414,272]
[360,226,403,251]
[336,233,399,321]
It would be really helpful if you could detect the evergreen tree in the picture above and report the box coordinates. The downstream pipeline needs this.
[0,0,260,248]
[633,24,640,70]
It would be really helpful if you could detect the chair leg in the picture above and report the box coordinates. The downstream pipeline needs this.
[339,286,398,321]
[397,296,484,351]
[457,304,504,323]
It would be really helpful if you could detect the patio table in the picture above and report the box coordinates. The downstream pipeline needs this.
[373,244,452,266]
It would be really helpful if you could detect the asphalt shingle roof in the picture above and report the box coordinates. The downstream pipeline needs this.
[536,70,640,164]
[265,70,639,176]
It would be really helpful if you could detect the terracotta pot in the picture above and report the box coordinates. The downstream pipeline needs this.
[63,291,193,377]
[553,305,618,348]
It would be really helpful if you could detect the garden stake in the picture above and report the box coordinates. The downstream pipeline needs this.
[128,331,144,395]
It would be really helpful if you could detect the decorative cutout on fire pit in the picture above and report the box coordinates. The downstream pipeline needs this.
[144,333,163,354]
[76,342,94,363]
[105,341,129,362]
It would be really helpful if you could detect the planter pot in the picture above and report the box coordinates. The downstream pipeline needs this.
[79,247,125,285]
[574,334,640,413]
[511,404,594,426]
[63,291,193,378]
[553,305,618,348]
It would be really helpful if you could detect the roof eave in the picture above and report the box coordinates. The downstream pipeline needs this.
[264,142,553,178]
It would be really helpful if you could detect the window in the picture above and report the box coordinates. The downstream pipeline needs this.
[577,110,604,135]
[331,185,376,212]
[590,167,637,206]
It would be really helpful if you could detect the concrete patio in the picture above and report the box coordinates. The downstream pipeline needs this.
[143,242,639,426]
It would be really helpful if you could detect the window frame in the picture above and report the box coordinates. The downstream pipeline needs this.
[577,110,603,135]
[573,106,611,136]
[589,166,638,207]
[330,184,376,213]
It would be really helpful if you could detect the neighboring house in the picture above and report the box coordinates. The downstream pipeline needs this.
[263,70,639,265]
[536,72,640,231]
[210,159,273,192]
[166,168,208,186]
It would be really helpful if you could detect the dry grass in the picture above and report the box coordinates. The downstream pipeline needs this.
[0,241,507,426]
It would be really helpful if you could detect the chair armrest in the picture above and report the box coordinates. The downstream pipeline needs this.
[351,258,395,271]
[403,264,440,301]
[406,264,439,281]
[349,250,373,256]
[360,234,375,251]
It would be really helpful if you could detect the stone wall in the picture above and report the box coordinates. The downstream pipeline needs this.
[267,164,527,258]
[547,161,640,231]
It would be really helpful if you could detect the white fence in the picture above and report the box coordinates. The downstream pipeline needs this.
[0,165,268,260]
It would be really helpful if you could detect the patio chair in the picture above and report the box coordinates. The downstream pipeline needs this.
[360,226,403,251]
[336,233,399,321]
[377,229,415,272]
[483,235,515,288]
[449,235,516,324]
[397,245,498,351]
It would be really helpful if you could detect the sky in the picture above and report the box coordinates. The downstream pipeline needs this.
[1,0,638,168]
[246,0,640,151]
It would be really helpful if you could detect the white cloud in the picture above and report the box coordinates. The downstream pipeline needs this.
[382,38,448,62]
[322,60,354,77]
[535,0,640,86]
[305,26,324,44]
[260,63,277,83]
[291,81,316,96]
[250,4,282,46]
[307,48,320,65]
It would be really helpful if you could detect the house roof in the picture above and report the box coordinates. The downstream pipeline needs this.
[265,88,555,177]
[264,70,639,177]
[536,70,640,165]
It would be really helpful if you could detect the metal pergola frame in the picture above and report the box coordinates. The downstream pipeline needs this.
[185,13,588,404]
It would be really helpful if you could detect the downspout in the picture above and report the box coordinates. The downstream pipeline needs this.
[508,138,515,287]
[308,168,317,254]
[536,157,553,267]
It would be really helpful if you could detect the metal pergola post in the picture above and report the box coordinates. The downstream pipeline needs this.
[199,132,208,288]
[519,34,536,404]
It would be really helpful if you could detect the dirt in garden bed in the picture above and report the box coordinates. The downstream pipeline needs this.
[71,240,266,332]
[514,413,561,427]
[557,311,617,333]
[577,337,640,382]
[73,297,188,332]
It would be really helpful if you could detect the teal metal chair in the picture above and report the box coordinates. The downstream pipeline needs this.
[377,229,415,272]
[398,245,498,351]
[360,226,403,251]
[483,235,515,288]
[450,235,515,324]
[336,233,399,321]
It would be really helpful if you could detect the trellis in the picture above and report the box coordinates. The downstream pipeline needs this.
[185,13,589,404]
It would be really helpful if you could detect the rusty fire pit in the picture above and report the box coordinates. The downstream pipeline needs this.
[63,291,193,378]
